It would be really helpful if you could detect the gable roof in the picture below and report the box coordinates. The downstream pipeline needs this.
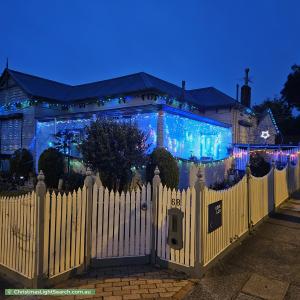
[258,108,279,133]
[1,68,240,109]
[6,69,72,102]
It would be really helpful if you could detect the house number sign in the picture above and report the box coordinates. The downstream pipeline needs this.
[208,200,222,233]
[171,198,181,206]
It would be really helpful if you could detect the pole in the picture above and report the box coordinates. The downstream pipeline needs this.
[84,167,94,271]
[194,166,205,277]
[246,163,252,232]
[34,170,47,288]
[151,166,161,264]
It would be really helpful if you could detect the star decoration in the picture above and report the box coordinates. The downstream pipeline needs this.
[261,130,270,140]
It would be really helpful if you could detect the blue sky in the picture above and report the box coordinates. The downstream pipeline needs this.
[1,0,299,106]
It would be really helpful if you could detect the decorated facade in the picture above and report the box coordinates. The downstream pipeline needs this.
[0,68,278,171]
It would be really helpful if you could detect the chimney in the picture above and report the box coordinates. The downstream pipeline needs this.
[241,68,251,107]
[181,80,186,100]
[236,84,239,101]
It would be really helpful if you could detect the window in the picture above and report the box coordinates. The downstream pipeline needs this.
[0,119,22,154]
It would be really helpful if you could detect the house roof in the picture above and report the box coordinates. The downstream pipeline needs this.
[6,69,72,102]
[258,108,279,133]
[188,87,239,108]
[1,68,240,109]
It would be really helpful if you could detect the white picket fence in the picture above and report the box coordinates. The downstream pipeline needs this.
[91,183,152,259]
[274,166,289,207]
[0,192,37,279]
[201,176,248,266]
[249,169,273,226]
[0,156,299,285]
[156,185,196,267]
[43,188,87,278]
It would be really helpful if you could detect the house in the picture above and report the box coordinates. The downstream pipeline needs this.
[0,67,278,171]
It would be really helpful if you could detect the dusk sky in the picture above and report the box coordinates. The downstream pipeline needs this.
[1,0,299,106]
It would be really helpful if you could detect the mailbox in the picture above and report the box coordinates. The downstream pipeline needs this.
[167,208,184,250]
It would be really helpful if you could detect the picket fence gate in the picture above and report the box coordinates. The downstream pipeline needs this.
[0,155,299,286]
[90,183,152,260]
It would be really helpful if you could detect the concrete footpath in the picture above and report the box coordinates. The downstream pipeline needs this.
[186,195,300,300]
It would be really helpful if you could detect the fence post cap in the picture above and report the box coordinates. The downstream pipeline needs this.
[152,166,161,186]
[195,166,205,191]
[84,167,94,187]
[196,166,204,180]
[37,170,45,181]
[36,170,46,197]
[86,167,93,176]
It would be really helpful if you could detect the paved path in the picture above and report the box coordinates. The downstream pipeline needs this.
[185,195,300,300]
[0,266,194,300]
[54,265,194,300]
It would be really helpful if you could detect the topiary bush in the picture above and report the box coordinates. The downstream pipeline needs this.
[9,148,33,180]
[250,152,271,177]
[62,172,85,192]
[146,148,179,189]
[38,148,65,188]
[209,174,243,190]
[80,118,149,191]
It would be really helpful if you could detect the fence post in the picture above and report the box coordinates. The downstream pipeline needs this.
[34,170,47,288]
[194,166,205,277]
[272,160,276,211]
[84,167,94,271]
[151,166,161,265]
[246,163,253,232]
[287,155,291,197]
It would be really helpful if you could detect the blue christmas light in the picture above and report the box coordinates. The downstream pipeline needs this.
[36,111,232,165]
[164,113,232,160]
[36,113,158,165]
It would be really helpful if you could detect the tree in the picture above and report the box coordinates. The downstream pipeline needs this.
[53,130,78,175]
[252,98,292,126]
[79,118,149,191]
[281,64,300,110]
[146,148,179,189]
[38,148,65,188]
[9,148,33,179]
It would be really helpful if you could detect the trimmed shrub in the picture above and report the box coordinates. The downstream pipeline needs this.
[146,148,179,189]
[250,152,271,177]
[209,174,243,190]
[80,118,149,191]
[62,172,85,192]
[9,148,33,180]
[38,148,65,188]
